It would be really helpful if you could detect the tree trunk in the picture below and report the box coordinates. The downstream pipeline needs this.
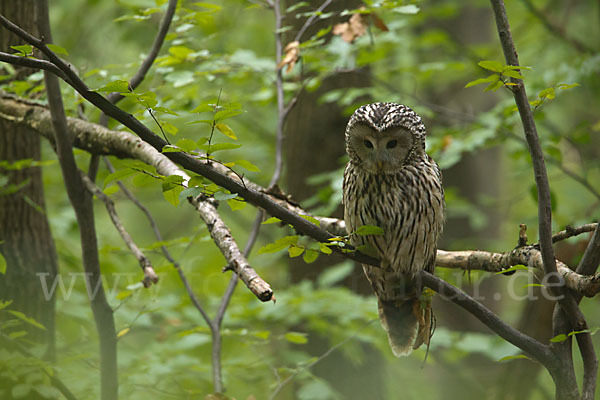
[0,0,58,360]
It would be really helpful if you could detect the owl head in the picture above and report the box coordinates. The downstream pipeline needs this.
[345,102,427,174]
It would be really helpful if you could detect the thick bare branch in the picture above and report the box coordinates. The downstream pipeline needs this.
[190,195,273,301]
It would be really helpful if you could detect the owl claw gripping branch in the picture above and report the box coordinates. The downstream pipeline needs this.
[343,103,445,357]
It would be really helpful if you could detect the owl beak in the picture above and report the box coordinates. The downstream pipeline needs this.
[377,161,384,171]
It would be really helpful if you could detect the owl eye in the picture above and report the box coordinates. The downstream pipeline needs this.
[364,140,374,149]
[386,139,398,149]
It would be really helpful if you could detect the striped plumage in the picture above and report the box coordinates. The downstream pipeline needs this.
[342,103,445,357]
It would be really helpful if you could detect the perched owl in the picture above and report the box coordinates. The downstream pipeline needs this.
[343,102,445,357]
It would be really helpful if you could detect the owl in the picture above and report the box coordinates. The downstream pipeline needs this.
[343,102,445,357]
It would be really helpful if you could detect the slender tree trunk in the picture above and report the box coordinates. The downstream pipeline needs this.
[0,0,58,360]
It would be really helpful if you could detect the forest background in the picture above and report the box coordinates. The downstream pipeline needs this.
[0,0,599,399]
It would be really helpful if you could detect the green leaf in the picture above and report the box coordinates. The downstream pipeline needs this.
[199,143,242,153]
[262,217,282,224]
[523,283,544,288]
[286,1,308,12]
[0,300,13,310]
[216,123,237,140]
[95,79,130,93]
[214,108,244,121]
[214,191,238,201]
[319,242,332,255]
[495,265,528,275]
[234,159,260,172]
[485,79,504,92]
[502,70,524,80]
[10,44,33,55]
[191,104,215,113]
[478,60,504,73]
[227,198,246,211]
[175,138,197,153]
[162,186,184,206]
[303,249,319,263]
[153,106,179,116]
[355,225,384,236]
[161,145,182,153]
[188,176,204,187]
[188,119,214,125]
[465,75,498,88]
[288,245,305,258]
[550,333,568,343]
[115,290,132,300]
[284,332,308,344]
[7,310,46,330]
[47,43,69,55]
[117,327,130,338]
[557,83,580,90]
[393,5,420,14]
[497,354,532,362]
[103,168,136,188]
[179,186,203,202]
[0,252,6,274]
[539,87,556,100]
[258,235,299,254]
[299,214,320,226]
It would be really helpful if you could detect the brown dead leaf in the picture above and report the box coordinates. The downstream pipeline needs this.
[333,7,388,43]
[277,40,300,73]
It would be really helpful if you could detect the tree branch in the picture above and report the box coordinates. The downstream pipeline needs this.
[79,172,159,287]
[0,51,67,79]
[520,0,594,53]
[420,271,557,368]
[33,3,118,399]
[490,1,597,397]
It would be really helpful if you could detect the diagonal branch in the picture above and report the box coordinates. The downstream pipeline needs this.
[79,172,159,287]
[420,271,557,368]
[106,0,177,104]
[520,0,594,53]
[0,51,67,79]
[190,195,273,301]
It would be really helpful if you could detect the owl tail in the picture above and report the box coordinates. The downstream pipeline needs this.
[378,297,432,357]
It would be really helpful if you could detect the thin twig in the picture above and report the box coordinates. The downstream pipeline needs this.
[268,321,371,400]
[80,172,159,287]
[293,0,333,43]
[0,51,67,79]
[520,0,593,53]
[106,0,178,104]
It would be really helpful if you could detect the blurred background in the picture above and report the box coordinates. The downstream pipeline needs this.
[1,0,599,399]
